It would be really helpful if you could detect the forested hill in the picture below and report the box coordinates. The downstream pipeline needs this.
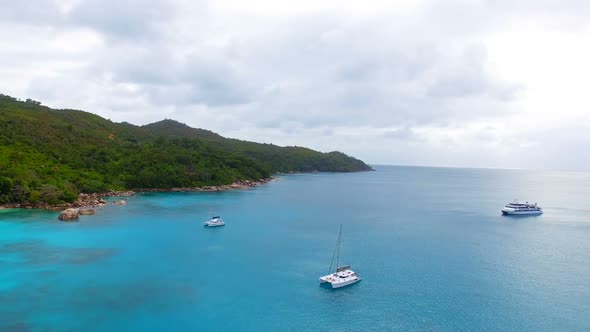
[142,120,371,173]
[0,94,372,205]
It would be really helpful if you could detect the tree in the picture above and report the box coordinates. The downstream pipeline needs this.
[0,177,12,195]
[25,98,41,105]
[38,185,63,205]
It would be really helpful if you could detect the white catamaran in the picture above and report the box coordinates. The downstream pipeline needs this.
[319,225,361,289]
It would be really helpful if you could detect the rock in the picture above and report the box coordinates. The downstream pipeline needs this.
[114,200,127,206]
[104,190,136,197]
[58,208,79,221]
[78,208,96,215]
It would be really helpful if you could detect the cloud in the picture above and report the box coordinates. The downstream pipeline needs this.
[67,0,175,40]
[383,127,422,141]
[1,0,589,170]
[0,0,64,23]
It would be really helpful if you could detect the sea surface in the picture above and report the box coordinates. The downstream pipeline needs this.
[1,166,590,331]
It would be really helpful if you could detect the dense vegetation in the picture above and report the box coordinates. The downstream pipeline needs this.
[0,94,372,205]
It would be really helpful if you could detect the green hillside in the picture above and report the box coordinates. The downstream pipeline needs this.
[142,120,371,173]
[0,94,372,205]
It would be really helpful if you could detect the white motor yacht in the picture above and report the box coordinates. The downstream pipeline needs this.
[204,216,225,227]
[319,225,361,288]
[501,200,543,215]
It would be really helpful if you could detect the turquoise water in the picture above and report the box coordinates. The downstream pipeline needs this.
[1,166,590,331]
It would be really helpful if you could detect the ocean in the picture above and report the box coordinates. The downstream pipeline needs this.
[1,166,589,331]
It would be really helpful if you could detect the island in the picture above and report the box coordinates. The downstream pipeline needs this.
[0,94,372,209]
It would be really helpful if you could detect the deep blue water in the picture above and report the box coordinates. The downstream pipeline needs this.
[1,166,590,331]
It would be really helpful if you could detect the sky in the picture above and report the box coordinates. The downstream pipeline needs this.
[1,0,589,171]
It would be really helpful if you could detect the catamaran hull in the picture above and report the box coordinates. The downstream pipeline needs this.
[330,278,361,288]
[319,274,361,288]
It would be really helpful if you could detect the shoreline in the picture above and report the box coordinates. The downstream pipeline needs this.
[135,177,275,193]
[0,177,275,211]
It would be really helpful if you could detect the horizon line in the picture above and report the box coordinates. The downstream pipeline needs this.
[368,163,590,174]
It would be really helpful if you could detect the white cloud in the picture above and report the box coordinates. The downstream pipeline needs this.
[0,0,589,171]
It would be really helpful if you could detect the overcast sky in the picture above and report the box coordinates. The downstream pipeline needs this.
[1,0,589,171]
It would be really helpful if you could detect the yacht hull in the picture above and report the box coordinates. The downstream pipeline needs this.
[501,209,543,215]
[204,222,225,227]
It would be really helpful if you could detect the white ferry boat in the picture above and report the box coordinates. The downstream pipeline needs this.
[319,225,361,289]
[204,216,225,227]
[501,201,543,215]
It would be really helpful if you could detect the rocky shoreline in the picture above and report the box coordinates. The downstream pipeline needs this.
[136,178,274,193]
[0,178,274,212]
[0,190,136,211]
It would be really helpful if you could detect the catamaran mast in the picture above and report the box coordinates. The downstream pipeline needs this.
[335,224,342,272]
[328,224,343,273]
